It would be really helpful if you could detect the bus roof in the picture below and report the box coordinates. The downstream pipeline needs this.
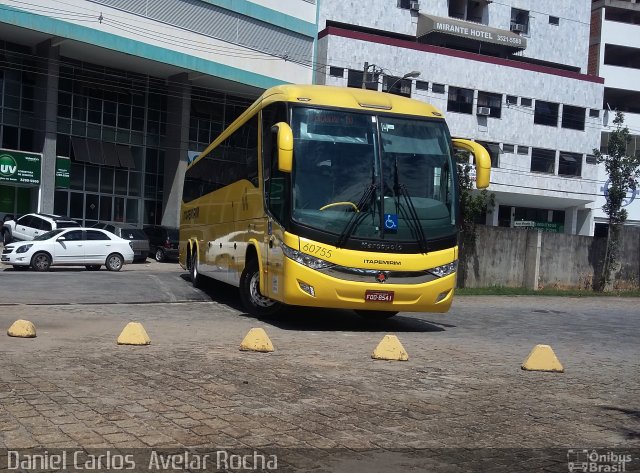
[258,84,443,118]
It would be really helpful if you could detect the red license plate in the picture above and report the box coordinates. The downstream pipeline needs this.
[365,290,395,303]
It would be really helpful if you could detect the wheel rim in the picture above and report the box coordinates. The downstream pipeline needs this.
[156,249,163,261]
[249,271,276,308]
[34,254,49,270]
[108,255,122,270]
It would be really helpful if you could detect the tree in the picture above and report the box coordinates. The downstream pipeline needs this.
[455,150,494,287]
[593,111,640,292]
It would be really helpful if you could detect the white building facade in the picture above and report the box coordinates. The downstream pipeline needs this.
[590,0,640,234]
[316,0,605,235]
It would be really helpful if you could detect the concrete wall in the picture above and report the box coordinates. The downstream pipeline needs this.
[459,225,640,289]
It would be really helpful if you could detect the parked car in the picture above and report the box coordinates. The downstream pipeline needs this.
[143,225,179,262]
[91,222,150,262]
[1,228,134,271]
[2,213,80,245]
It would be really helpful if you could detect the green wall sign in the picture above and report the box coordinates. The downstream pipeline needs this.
[0,149,41,186]
[55,156,70,189]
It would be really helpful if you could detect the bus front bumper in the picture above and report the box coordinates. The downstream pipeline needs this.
[280,258,456,313]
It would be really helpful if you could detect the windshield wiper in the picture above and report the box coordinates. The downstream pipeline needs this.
[336,183,377,248]
[393,158,428,253]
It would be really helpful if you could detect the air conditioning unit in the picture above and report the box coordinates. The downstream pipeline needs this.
[510,23,525,32]
[410,1,420,11]
[477,107,491,116]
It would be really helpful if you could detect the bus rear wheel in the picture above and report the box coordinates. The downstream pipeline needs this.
[239,258,282,317]
[354,310,398,320]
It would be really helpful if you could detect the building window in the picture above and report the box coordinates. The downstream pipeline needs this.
[502,144,515,154]
[531,148,556,174]
[586,155,597,165]
[398,0,411,8]
[329,66,344,78]
[600,132,609,154]
[511,8,530,34]
[449,0,486,23]
[506,95,518,105]
[477,91,502,118]
[415,80,429,91]
[521,97,532,107]
[432,83,445,94]
[476,141,500,167]
[558,152,582,177]
[447,87,473,114]
[348,69,378,90]
[549,16,559,25]
[383,76,411,97]
[517,145,529,156]
[561,105,585,131]
[589,109,600,118]
[534,100,559,127]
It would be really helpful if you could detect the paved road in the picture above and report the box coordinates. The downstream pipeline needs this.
[0,264,638,472]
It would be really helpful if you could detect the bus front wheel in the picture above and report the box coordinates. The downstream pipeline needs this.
[240,259,282,317]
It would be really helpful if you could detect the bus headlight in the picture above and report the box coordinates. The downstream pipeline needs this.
[429,260,458,278]
[281,244,334,270]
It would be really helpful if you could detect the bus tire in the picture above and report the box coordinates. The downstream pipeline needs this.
[190,249,203,289]
[354,310,398,320]
[239,258,282,317]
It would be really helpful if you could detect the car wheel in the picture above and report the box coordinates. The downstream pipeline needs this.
[31,252,52,272]
[2,230,11,245]
[85,265,101,271]
[155,248,165,262]
[190,249,203,289]
[105,253,124,272]
[239,258,282,317]
[354,310,398,320]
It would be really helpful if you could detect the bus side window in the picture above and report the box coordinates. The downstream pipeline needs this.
[262,103,288,223]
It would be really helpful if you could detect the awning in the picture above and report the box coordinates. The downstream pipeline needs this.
[71,136,90,163]
[417,14,527,51]
[86,139,105,165]
[115,144,136,169]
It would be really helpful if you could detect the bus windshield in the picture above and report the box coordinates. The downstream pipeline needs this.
[291,107,456,246]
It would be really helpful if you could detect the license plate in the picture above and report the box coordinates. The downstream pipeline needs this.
[365,290,394,303]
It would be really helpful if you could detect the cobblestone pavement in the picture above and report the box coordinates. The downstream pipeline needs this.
[0,273,638,471]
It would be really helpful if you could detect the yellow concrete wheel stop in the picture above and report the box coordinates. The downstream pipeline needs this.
[117,322,151,346]
[239,328,274,352]
[521,344,564,372]
[7,320,37,338]
[372,335,408,361]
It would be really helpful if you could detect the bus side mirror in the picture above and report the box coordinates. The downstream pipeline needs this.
[272,122,293,173]
[452,139,491,189]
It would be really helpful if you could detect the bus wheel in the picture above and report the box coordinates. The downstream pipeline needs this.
[354,310,398,320]
[240,259,282,317]
[190,250,203,289]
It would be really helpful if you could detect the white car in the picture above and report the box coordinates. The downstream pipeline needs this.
[1,228,134,272]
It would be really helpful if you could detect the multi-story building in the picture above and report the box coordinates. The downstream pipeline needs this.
[589,0,640,234]
[0,0,316,226]
[316,0,604,235]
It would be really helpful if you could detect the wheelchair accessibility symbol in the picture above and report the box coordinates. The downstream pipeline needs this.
[384,214,398,232]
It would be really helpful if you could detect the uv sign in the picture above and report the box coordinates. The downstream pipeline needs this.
[0,155,18,177]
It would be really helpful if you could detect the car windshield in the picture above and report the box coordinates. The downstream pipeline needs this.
[290,107,456,244]
[34,229,65,241]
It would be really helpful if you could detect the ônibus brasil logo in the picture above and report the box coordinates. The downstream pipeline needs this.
[0,154,18,177]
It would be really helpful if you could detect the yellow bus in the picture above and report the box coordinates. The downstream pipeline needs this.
[180,84,490,318]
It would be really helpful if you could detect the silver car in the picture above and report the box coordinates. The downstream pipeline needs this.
[91,222,150,263]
